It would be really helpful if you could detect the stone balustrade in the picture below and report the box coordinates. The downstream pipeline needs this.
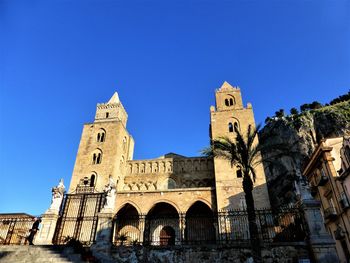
[126,157,214,176]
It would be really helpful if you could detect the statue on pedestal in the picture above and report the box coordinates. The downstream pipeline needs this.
[48,179,65,213]
[102,175,116,211]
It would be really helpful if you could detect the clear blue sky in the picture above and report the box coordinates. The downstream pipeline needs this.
[1,0,349,215]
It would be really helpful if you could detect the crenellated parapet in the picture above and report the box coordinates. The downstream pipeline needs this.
[94,92,128,126]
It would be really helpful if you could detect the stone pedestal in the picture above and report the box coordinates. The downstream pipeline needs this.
[300,199,339,263]
[35,212,59,245]
[91,211,114,255]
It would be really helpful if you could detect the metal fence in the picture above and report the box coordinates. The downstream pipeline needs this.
[113,206,306,246]
[53,192,105,245]
[0,215,36,245]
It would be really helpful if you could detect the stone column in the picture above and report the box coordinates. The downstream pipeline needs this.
[300,199,339,263]
[138,215,145,244]
[179,214,186,244]
[35,212,59,245]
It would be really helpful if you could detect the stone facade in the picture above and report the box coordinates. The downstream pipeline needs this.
[66,82,271,246]
[210,82,270,210]
[303,137,350,262]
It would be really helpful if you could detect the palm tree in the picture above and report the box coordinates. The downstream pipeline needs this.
[202,124,292,262]
[117,233,128,246]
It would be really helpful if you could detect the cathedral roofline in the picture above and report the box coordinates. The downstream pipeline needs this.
[216,81,240,92]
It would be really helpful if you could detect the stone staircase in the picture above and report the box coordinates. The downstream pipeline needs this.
[0,245,87,263]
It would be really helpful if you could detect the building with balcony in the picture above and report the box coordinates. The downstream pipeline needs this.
[303,137,350,262]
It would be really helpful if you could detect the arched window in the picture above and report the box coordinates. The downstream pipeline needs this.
[92,149,102,164]
[90,174,96,187]
[229,98,234,106]
[228,123,234,133]
[236,166,242,178]
[97,129,106,142]
[96,153,101,164]
[225,99,229,106]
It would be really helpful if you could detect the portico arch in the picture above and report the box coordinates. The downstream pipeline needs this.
[114,203,141,245]
[115,201,142,215]
[144,202,180,246]
[146,199,181,215]
[185,201,216,244]
[185,198,212,212]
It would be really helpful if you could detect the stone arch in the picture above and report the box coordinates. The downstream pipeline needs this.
[228,122,234,133]
[230,117,240,132]
[185,199,212,213]
[140,163,145,173]
[200,159,207,170]
[96,128,106,142]
[134,163,139,174]
[159,177,177,190]
[185,201,215,244]
[115,201,142,216]
[92,148,103,164]
[146,200,181,215]
[90,171,97,187]
[227,95,235,106]
[145,202,180,245]
[114,203,141,245]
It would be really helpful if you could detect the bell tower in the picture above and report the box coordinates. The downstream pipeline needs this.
[69,92,134,193]
[210,82,270,210]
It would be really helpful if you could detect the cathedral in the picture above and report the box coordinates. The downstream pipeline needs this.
[38,82,271,246]
[2,82,341,262]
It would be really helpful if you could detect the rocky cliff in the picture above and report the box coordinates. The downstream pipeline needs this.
[260,100,350,209]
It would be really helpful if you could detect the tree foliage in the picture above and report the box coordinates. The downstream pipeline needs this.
[290,107,298,115]
[329,91,350,105]
[201,124,298,262]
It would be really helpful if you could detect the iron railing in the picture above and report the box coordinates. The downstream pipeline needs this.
[0,214,36,245]
[113,207,306,246]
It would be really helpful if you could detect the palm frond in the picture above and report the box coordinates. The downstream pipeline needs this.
[201,123,296,185]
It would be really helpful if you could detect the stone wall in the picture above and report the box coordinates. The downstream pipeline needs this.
[124,157,214,191]
[93,244,310,263]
